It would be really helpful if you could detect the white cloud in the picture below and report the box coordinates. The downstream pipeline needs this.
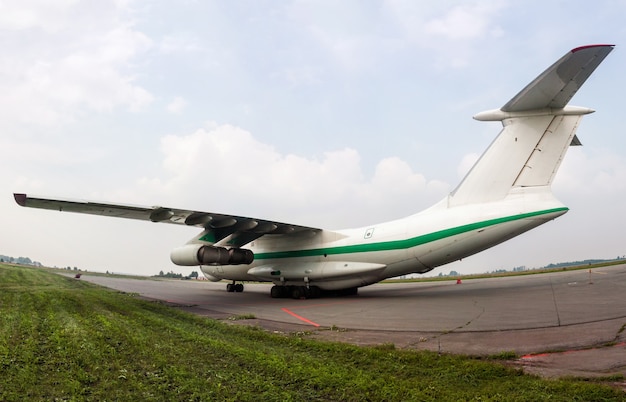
[0,138,106,167]
[284,1,400,73]
[386,1,506,41]
[372,157,425,194]
[0,0,80,32]
[0,1,153,131]
[132,123,450,228]
[158,33,202,54]
[384,1,507,68]
[555,147,626,197]
[423,3,505,40]
[167,96,187,114]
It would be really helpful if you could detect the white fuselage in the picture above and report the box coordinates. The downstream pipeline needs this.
[201,187,567,289]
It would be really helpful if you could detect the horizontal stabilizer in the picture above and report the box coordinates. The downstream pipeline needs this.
[451,45,613,206]
[502,44,613,112]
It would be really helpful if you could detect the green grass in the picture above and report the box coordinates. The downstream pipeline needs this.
[1,263,624,401]
[228,313,257,321]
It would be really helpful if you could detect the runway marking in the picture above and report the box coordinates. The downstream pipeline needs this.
[281,308,320,327]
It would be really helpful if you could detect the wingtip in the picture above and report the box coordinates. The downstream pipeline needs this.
[14,193,27,206]
[571,44,615,53]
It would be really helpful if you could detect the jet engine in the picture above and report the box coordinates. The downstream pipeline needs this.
[170,244,253,266]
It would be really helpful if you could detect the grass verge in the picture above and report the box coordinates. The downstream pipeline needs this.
[1,263,624,401]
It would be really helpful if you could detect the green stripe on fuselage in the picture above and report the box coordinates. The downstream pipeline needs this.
[253,208,568,260]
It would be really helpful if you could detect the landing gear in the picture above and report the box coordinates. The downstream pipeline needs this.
[270,285,322,299]
[270,285,288,298]
[226,282,244,293]
[308,286,322,299]
[290,286,305,299]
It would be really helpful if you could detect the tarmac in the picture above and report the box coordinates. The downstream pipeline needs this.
[78,263,626,381]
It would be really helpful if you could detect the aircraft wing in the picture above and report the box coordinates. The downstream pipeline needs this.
[501,44,614,112]
[13,193,321,247]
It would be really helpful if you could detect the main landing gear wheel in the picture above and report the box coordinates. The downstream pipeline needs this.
[226,283,244,293]
[270,285,322,299]
[270,285,287,298]
[291,286,305,299]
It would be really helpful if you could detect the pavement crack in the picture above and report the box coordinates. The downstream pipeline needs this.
[613,322,626,343]
[412,300,486,348]
[451,300,486,332]
[550,278,561,326]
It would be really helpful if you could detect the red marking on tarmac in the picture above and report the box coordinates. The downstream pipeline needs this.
[521,342,626,360]
[281,308,320,327]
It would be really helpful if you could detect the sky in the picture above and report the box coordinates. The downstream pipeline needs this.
[2,1,626,277]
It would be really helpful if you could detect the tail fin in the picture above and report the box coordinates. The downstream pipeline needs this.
[449,44,613,207]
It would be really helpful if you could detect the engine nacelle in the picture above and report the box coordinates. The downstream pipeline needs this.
[228,248,254,265]
[170,244,254,266]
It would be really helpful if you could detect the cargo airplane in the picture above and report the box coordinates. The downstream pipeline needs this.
[15,44,614,299]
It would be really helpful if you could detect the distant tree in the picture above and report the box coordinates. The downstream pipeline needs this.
[190,271,199,279]
[153,270,183,278]
[448,270,459,277]
[16,257,32,265]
